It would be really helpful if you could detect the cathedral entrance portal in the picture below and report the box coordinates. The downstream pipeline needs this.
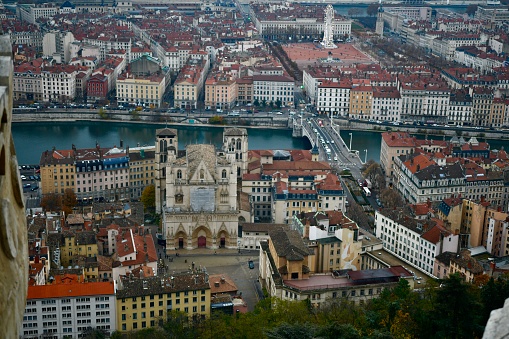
[192,226,212,249]
[178,237,184,249]
[220,237,226,248]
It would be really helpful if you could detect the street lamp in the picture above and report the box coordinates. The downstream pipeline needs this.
[364,149,368,164]
[349,133,353,151]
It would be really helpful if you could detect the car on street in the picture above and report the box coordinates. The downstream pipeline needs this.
[248,260,254,269]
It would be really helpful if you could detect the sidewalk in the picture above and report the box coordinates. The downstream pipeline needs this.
[165,247,258,257]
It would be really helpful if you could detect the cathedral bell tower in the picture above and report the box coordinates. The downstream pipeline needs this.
[223,128,248,178]
[155,128,178,212]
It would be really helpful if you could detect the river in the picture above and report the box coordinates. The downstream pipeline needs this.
[12,121,311,165]
[12,121,507,165]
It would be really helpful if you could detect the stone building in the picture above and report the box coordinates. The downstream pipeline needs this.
[156,128,248,251]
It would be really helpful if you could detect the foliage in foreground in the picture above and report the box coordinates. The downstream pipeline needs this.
[110,273,509,339]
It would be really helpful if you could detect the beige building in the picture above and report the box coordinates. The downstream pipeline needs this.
[259,227,414,307]
[293,211,363,273]
[379,132,416,179]
[349,85,372,120]
[39,148,76,195]
[116,72,165,108]
[128,146,155,200]
[174,59,208,109]
[236,76,253,104]
[204,73,237,110]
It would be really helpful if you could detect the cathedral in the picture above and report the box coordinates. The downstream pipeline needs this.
[155,127,248,251]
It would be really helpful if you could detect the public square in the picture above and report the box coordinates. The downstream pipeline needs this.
[282,42,373,68]
[155,243,264,312]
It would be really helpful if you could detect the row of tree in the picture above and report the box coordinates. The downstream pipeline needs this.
[102,274,509,339]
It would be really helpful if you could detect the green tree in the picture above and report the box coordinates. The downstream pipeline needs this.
[130,109,140,121]
[275,99,282,109]
[97,107,108,119]
[141,184,156,213]
[432,273,483,339]
[265,322,316,339]
[253,98,260,107]
[208,115,224,125]
[80,327,107,339]
[315,322,361,339]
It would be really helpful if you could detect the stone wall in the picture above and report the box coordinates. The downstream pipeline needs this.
[0,34,28,338]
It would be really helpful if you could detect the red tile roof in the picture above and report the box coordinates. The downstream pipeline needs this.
[27,281,114,299]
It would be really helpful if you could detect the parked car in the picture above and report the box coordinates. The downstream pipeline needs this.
[20,175,27,180]
[248,260,254,269]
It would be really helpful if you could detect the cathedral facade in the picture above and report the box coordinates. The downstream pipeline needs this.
[155,128,248,251]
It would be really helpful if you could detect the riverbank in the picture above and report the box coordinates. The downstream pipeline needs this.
[12,109,291,129]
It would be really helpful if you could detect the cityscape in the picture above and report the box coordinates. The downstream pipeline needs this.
[1,0,509,338]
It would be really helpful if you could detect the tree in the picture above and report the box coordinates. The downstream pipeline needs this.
[266,322,316,339]
[466,4,478,16]
[431,273,483,339]
[62,188,77,215]
[130,109,140,121]
[379,189,403,209]
[80,327,107,339]
[97,107,108,119]
[275,99,282,109]
[346,201,371,231]
[208,115,224,125]
[141,184,156,213]
[367,4,380,17]
[362,161,386,190]
[253,98,260,107]
[41,193,62,212]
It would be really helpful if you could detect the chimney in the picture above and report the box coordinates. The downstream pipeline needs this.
[221,276,225,284]
[35,255,40,264]
[214,281,220,287]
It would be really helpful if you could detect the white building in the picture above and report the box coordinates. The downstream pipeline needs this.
[374,209,460,275]
[20,279,116,338]
[371,86,402,122]
[19,3,58,24]
[316,80,351,117]
[252,74,294,107]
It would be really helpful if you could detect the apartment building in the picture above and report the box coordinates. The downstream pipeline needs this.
[303,66,343,105]
[60,231,98,269]
[271,170,346,224]
[20,278,116,338]
[41,64,79,102]
[374,209,460,275]
[379,132,416,179]
[259,227,414,307]
[349,85,372,120]
[174,59,209,109]
[74,146,130,202]
[448,90,472,126]
[40,148,76,195]
[115,273,210,332]
[393,153,466,203]
[316,79,352,117]
[397,74,450,124]
[82,35,131,63]
[19,3,58,24]
[371,86,402,122]
[128,146,155,200]
[116,72,165,108]
[470,86,494,127]
[236,76,253,104]
[204,72,237,109]
[252,74,294,107]
[112,227,158,282]
[292,210,363,272]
